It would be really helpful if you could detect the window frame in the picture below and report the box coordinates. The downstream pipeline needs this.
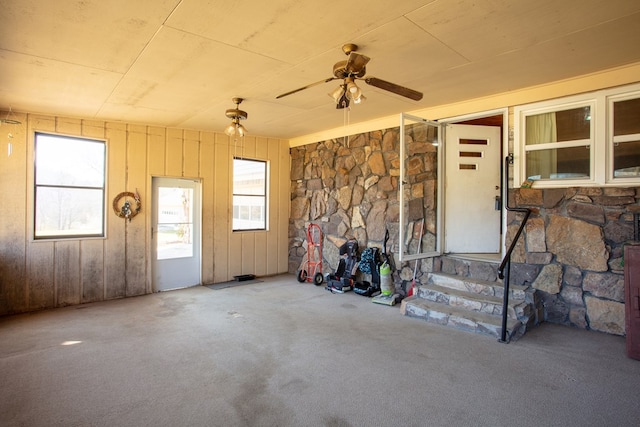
[522,100,595,184]
[607,90,640,183]
[33,132,107,240]
[232,157,268,232]
[514,83,640,187]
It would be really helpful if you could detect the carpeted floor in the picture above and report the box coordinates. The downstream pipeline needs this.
[1,274,639,427]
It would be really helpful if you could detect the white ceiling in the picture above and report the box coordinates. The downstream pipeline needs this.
[1,0,640,140]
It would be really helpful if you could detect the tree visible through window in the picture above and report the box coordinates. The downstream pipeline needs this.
[232,158,267,231]
[34,133,106,239]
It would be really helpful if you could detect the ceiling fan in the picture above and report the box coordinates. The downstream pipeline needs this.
[276,43,423,109]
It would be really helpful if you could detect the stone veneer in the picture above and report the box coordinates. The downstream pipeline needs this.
[288,127,639,337]
[505,187,639,335]
[289,127,437,288]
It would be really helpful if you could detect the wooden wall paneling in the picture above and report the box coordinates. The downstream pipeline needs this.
[26,115,57,310]
[81,239,105,303]
[26,243,55,310]
[146,127,165,292]
[81,120,106,139]
[241,233,257,276]
[228,137,245,277]
[0,112,28,314]
[200,132,215,284]
[234,136,257,276]
[242,136,257,159]
[55,240,81,306]
[125,125,148,296]
[278,140,291,273]
[80,120,106,303]
[253,137,269,275]
[229,231,243,277]
[55,117,81,135]
[104,122,127,299]
[183,130,200,178]
[147,127,166,176]
[1,110,291,314]
[213,134,230,282]
[166,128,183,177]
[30,115,56,137]
[265,138,280,275]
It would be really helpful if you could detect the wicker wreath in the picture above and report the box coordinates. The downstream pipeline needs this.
[112,191,141,221]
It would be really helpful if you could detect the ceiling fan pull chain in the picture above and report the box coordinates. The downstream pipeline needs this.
[343,106,350,147]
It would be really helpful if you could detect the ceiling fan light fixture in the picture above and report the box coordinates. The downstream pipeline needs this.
[346,78,359,94]
[329,85,345,102]
[224,97,248,137]
[275,43,423,106]
[336,91,350,109]
[224,123,236,136]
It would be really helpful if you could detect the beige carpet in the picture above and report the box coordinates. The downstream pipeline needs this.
[1,274,638,427]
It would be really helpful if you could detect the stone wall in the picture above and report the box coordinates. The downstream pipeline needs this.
[288,126,638,337]
[289,127,437,287]
[505,187,639,335]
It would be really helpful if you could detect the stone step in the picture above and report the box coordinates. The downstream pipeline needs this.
[428,272,528,301]
[401,296,525,341]
[416,283,527,319]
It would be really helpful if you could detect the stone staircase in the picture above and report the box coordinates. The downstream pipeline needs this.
[401,272,540,341]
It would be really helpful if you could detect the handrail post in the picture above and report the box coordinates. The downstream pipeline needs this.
[499,258,511,343]
[497,155,531,344]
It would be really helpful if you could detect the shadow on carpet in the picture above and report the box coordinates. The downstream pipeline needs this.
[205,279,263,290]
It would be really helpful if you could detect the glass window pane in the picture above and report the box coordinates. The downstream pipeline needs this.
[233,158,267,231]
[614,98,640,136]
[156,187,193,260]
[614,140,640,178]
[526,107,591,145]
[233,159,266,195]
[526,146,590,180]
[35,187,104,237]
[233,195,265,230]
[36,134,105,187]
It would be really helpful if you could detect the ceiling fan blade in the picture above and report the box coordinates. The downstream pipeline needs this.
[364,77,423,101]
[276,77,338,99]
[346,52,370,75]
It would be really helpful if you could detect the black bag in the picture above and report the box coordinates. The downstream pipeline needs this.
[353,280,379,296]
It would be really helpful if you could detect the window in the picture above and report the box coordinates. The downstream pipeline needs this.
[34,133,106,239]
[610,96,640,179]
[515,83,640,187]
[524,104,593,181]
[232,158,267,231]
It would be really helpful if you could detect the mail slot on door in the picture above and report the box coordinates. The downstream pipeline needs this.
[624,244,640,360]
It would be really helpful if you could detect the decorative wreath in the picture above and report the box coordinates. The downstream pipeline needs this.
[112,191,141,221]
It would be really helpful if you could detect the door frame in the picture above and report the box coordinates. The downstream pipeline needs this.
[150,176,203,292]
[440,108,509,258]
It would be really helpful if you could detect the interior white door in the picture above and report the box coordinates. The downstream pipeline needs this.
[152,177,201,291]
[445,124,501,253]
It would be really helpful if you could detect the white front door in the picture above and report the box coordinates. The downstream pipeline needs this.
[152,177,201,291]
[444,124,501,253]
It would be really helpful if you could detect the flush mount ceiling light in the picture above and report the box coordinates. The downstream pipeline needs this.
[224,97,248,137]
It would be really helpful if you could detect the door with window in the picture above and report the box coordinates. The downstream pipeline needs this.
[444,124,501,253]
[152,177,201,291]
